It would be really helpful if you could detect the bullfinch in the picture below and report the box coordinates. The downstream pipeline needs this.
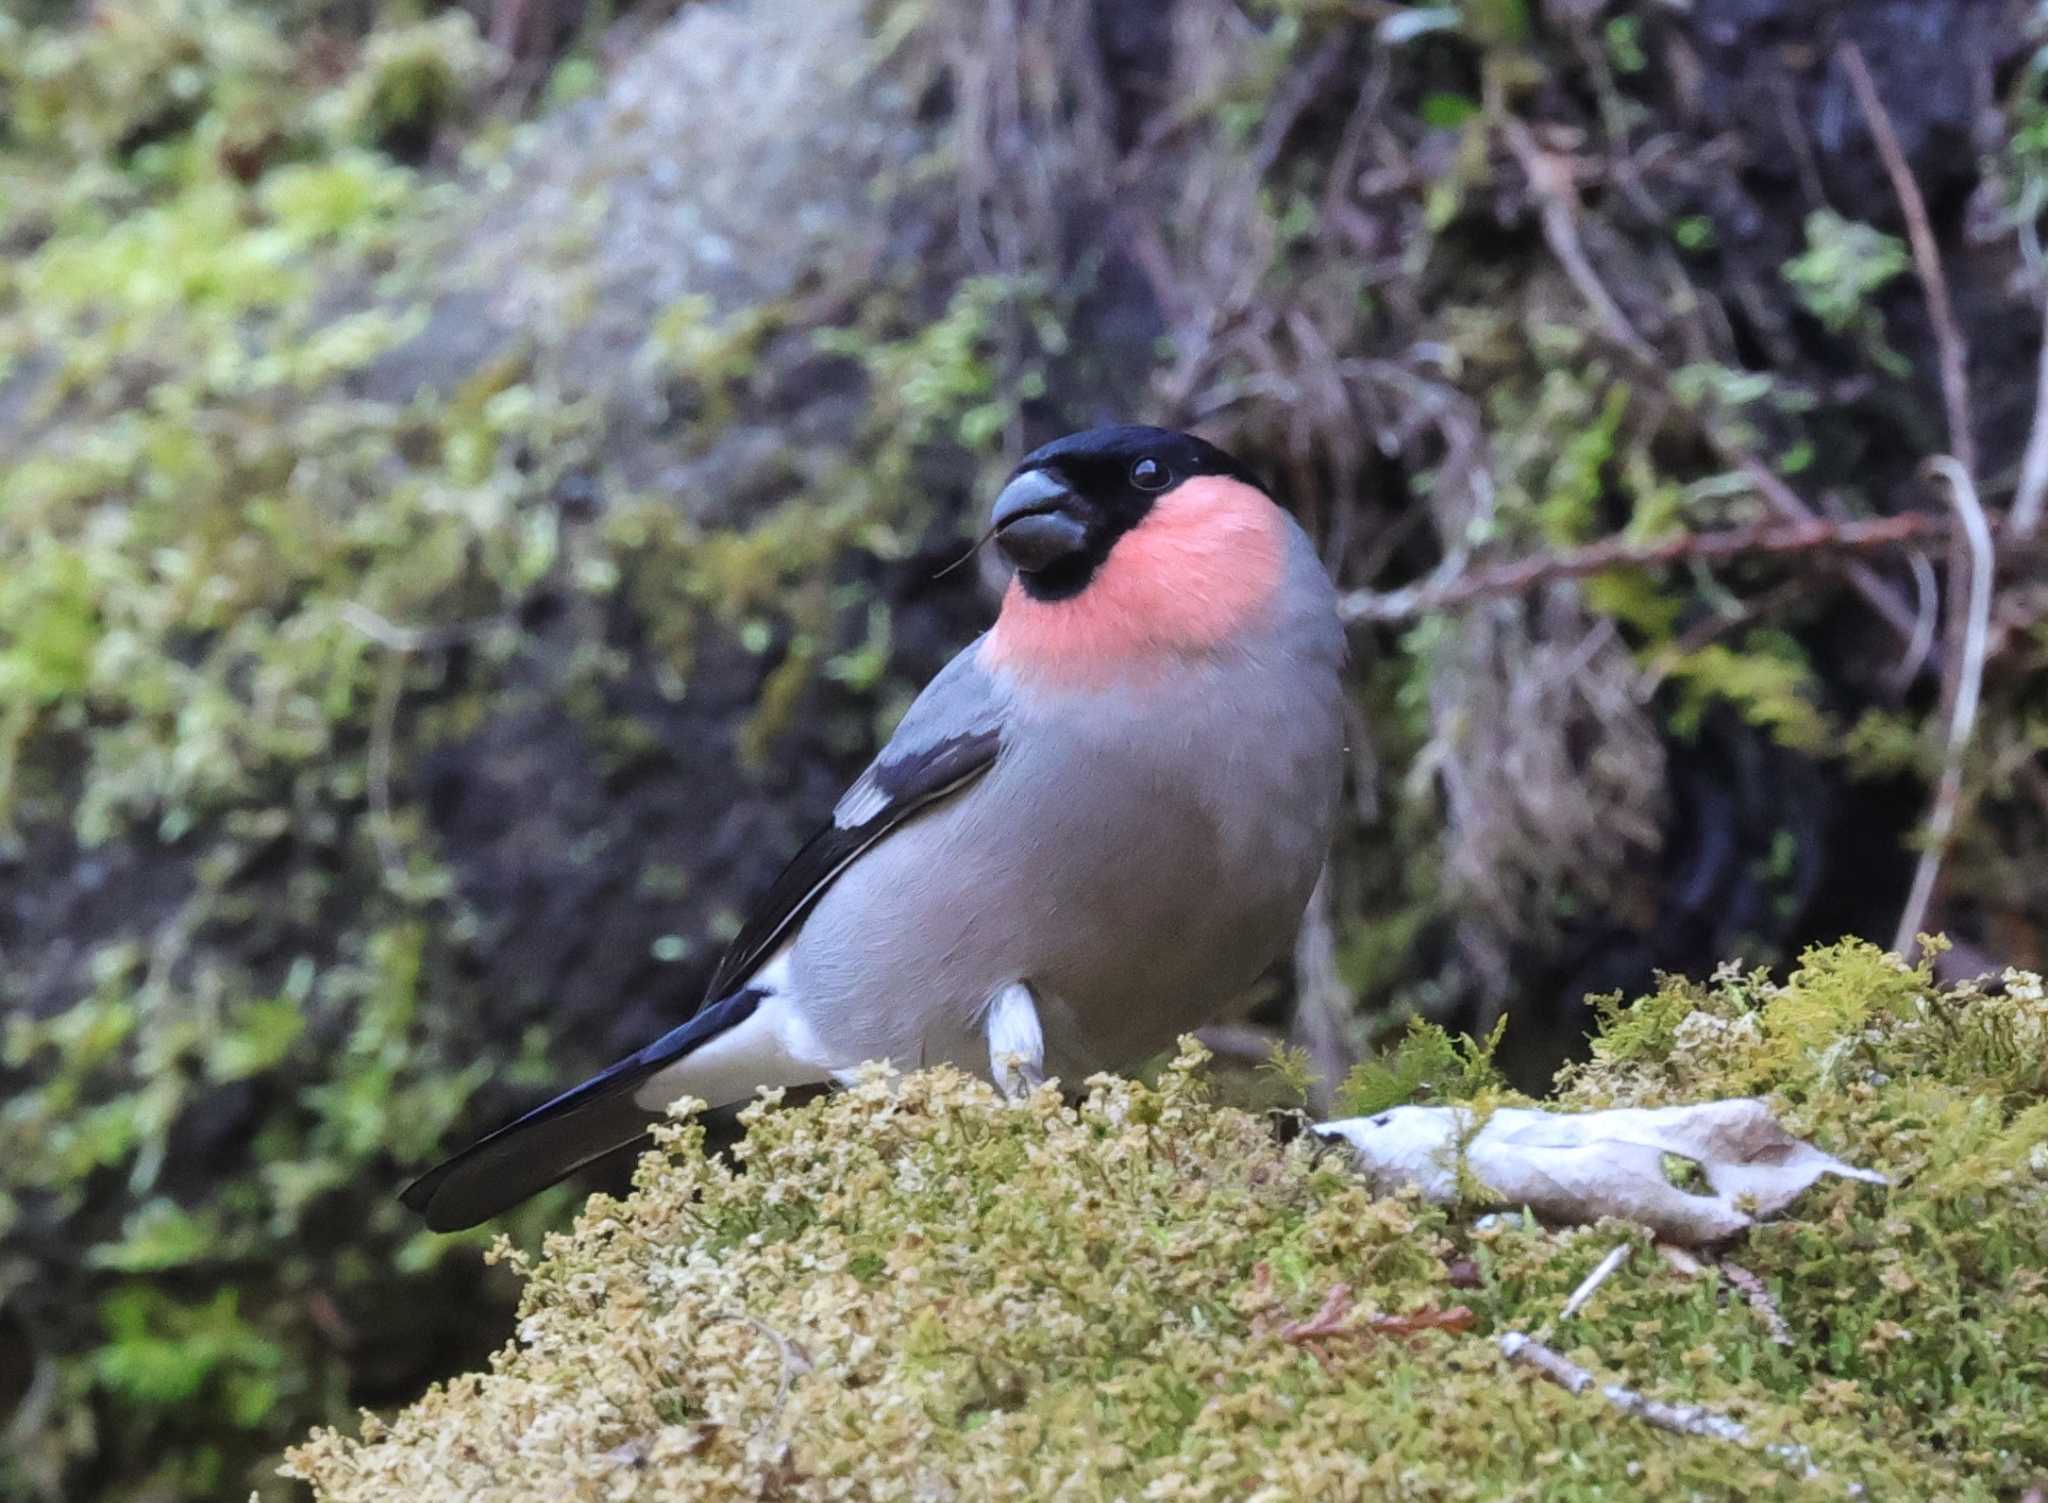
[403,425,1346,1230]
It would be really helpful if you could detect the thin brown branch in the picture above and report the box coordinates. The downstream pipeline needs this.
[1495,112,1656,367]
[1338,513,1955,625]
[1894,460,1995,956]
[1278,1285,1477,1346]
[1493,95,1925,650]
[1839,43,1976,478]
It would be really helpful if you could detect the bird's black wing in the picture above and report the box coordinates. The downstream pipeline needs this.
[399,985,768,1231]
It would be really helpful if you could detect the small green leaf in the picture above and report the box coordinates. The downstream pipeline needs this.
[1420,92,1479,129]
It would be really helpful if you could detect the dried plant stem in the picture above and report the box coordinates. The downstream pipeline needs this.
[1494,101,1924,649]
[1192,1022,1285,1068]
[339,603,508,890]
[1498,1332,1821,1478]
[707,1309,814,1432]
[1339,513,1955,624]
[1559,1243,1632,1321]
[1893,461,1995,956]
[1840,44,1993,879]
[1717,1259,1793,1347]
[366,653,408,890]
[1839,44,1975,478]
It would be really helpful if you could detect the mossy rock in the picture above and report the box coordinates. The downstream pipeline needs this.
[286,940,2048,1500]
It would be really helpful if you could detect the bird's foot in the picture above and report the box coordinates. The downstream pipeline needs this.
[985,981,1047,1099]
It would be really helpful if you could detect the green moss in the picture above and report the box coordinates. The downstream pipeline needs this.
[1783,210,1911,376]
[1663,636,1834,757]
[328,15,497,159]
[1336,1014,1510,1115]
[286,944,2047,1499]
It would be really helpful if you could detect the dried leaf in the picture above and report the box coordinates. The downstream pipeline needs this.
[1317,1098,1886,1245]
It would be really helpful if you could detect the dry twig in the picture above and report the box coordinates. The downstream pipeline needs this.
[1288,868,1354,1114]
[1894,460,1996,956]
[338,603,508,890]
[1839,44,1975,478]
[1339,513,1955,624]
[1191,1022,1285,1068]
[1716,1259,1793,1347]
[1277,1285,1477,1346]
[1559,1243,1632,1322]
[1498,1332,1821,1478]
[707,1309,815,1433]
[1492,98,1924,649]
[1841,43,1992,872]
[1886,549,1942,696]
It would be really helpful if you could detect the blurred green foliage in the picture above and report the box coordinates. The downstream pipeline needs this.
[0,0,1050,1491]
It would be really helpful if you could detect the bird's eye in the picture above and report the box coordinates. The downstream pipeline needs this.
[1130,457,1170,491]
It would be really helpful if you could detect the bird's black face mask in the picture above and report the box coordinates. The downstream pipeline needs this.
[989,425,1265,601]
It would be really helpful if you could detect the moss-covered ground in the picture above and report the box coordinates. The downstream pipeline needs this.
[286,940,2048,1500]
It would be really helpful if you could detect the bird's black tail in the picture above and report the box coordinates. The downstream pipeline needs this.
[400,987,764,1231]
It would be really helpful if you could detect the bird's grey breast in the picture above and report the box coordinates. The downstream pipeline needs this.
[791,527,1344,1075]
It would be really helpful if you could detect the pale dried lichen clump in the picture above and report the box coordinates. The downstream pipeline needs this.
[287,943,2047,1501]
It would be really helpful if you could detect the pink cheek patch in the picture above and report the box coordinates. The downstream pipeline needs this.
[979,476,1288,689]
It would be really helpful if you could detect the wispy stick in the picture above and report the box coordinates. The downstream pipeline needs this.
[1339,513,1957,624]
[338,603,509,890]
[1893,460,1994,956]
[1559,1243,1632,1322]
[1498,1332,1823,1479]
[1494,95,1925,650]
[1839,43,1975,478]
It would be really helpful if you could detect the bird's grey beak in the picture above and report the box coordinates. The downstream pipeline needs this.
[990,468,1088,574]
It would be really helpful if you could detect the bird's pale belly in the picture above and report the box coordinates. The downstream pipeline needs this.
[788,683,1339,1084]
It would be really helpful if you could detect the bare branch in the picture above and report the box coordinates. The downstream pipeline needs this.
[335,601,506,654]
[1717,1259,1793,1347]
[1339,513,1955,625]
[1839,43,1975,478]
[1191,1022,1285,1067]
[1498,1332,1822,1478]
[1894,460,1995,956]
[707,1308,814,1434]
[1493,96,1925,649]
[1885,549,1941,697]
[1560,1243,1632,1322]
[1498,115,1657,367]
[366,653,409,892]
[338,603,511,891]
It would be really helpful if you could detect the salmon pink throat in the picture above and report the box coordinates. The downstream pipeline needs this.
[980,476,1287,688]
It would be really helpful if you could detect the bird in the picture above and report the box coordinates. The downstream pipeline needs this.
[402,425,1347,1230]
